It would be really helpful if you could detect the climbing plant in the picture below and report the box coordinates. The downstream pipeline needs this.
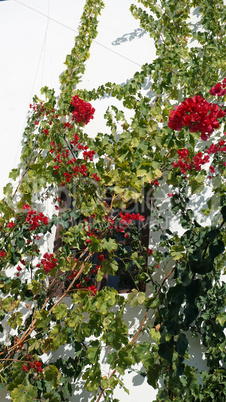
[0,0,225,401]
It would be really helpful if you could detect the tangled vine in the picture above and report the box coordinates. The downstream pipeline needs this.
[0,1,225,401]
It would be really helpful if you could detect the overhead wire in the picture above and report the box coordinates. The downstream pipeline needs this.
[12,0,51,169]
[11,0,143,170]
[41,0,51,87]
[12,0,142,67]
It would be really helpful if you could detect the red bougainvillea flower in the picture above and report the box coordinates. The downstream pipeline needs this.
[36,253,58,274]
[68,270,79,280]
[206,144,219,154]
[92,173,100,182]
[25,208,49,231]
[193,152,210,171]
[147,248,153,255]
[97,254,105,261]
[33,361,43,372]
[206,139,226,155]
[22,204,31,210]
[22,360,43,373]
[119,212,145,226]
[151,179,159,186]
[0,251,6,258]
[168,95,225,140]
[173,149,210,174]
[130,213,145,221]
[209,80,226,97]
[7,222,15,228]
[84,285,97,296]
[70,95,95,125]
[83,149,95,161]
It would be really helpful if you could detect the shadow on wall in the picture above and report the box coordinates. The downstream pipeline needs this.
[112,28,147,46]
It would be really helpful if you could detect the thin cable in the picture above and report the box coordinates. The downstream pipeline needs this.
[12,0,51,168]
[41,0,51,87]
[12,0,142,67]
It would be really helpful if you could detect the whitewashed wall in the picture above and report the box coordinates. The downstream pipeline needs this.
[0,1,223,401]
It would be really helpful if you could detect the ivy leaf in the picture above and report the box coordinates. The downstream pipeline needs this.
[137,169,147,177]
[7,312,23,330]
[176,333,188,356]
[159,339,174,363]
[35,310,51,329]
[86,341,100,364]
[27,280,41,295]
[147,364,161,389]
[44,365,61,388]
[53,302,68,320]
[9,168,19,181]
[209,240,225,260]
[154,168,163,178]
[221,205,226,221]
[184,303,199,327]
[150,327,161,343]
[185,279,201,303]
[145,296,160,310]
[101,238,117,252]
[127,289,146,306]
[216,312,226,326]
[3,183,13,197]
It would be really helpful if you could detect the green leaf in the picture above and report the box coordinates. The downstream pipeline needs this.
[154,168,162,178]
[7,312,23,330]
[44,365,61,388]
[184,303,199,326]
[9,169,19,181]
[209,240,225,260]
[3,183,13,197]
[176,333,188,356]
[159,339,174,363]
[101,238,117,252]
[27,280,41,295]
[35,310,51,329]
[221,205,226,221]
[53,302,68,320]
[216,312,226,326]
[147,364,160,388]
[145,296,160,310]
[137,169,147,177]
[127,290,146,306]
[150,327,161,343]
[87,341,100,364]
[10,384,37,402]
[185,280,201,303]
